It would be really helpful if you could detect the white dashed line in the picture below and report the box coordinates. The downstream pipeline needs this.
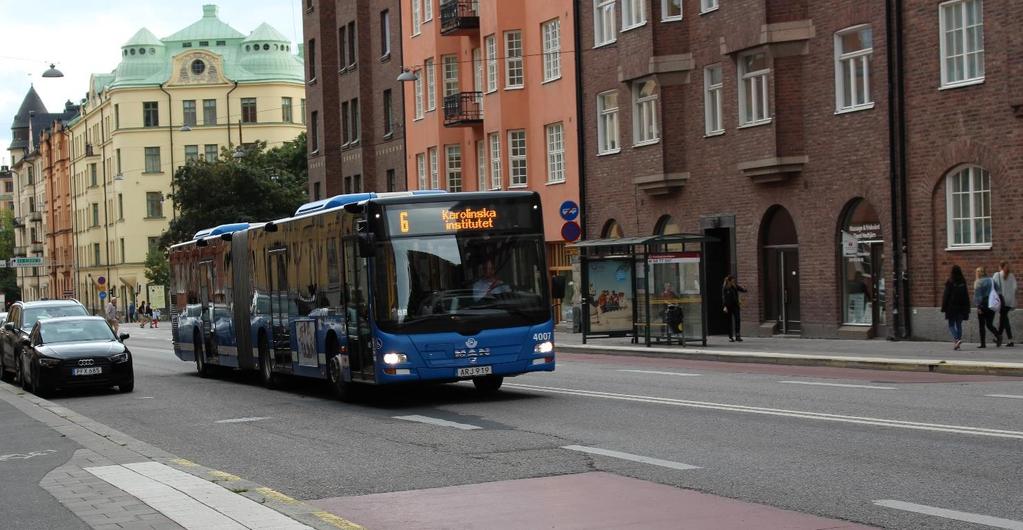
[617,369,702,377]
[562,445,700,471]
[214,417,271,424]
[986,394,1023,400]
[874,500,1023,529]
[393,415,482,430]
[779,381,896,390]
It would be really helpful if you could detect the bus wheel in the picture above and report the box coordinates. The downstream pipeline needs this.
[194,332,211,378]
[327,354,356,402]
[258,335,279,389]
[472,375,504,395]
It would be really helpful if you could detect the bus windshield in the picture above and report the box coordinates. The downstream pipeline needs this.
[373,234,550,333]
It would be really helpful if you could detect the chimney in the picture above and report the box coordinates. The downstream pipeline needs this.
[203,4,218,18]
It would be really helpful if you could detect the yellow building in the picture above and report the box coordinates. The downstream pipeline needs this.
[68,4,306,312]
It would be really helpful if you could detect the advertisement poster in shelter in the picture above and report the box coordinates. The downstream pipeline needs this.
[586,260,632,333]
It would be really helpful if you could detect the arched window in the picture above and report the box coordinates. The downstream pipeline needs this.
[946,166,991,247]
[602,219,624,239]
[654,215,682,251]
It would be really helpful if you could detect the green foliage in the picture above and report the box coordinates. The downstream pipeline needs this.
[161,132,308,247]
[0,210,20,302]
[143,247,169,286]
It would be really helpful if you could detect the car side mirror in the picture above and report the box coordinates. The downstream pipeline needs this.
[119,333,130,342]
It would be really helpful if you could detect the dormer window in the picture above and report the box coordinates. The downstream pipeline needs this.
[130,48,136,55]
[199,41,209,46]
[245,45,251,51]
[182,42,193,48]
[139,48,146,55]
[216,40,226,46]
[191,59,206,75]
[263,44,270,51]
[123,50,128,56]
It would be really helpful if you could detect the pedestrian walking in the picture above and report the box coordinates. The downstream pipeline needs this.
[722,274,747,342]
[139,301,149,328]
[992,261,1017,347]
[105,297,120,334]
[974,267,1001,348]
[127,300,136,323]
[941,265,971,350]
[151,307,160,328]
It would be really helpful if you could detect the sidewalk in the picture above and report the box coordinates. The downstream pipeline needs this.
[554,330,1023,376]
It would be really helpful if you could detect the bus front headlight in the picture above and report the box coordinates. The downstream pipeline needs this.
[382,352,407,365]
[534,341,554,354]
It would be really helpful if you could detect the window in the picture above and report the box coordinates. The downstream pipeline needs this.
[143,101,159,127]
[423,0,432,22]
[147,237,160,253]
[308,38,316,79]
[835,26,873,111]
[662,0,682,20]
[146,192,163,218]
[739,52,770,125]
[940,0,984,87]
[182,100,196,127]
[342,101,350,145]
[508,130,527,186]
[633,79,660,144]
[386,169,396,192]
[241,98,257,123]
[282,97,293,122]
[476,140,487,191]
[93,244,101,266]
[120,238,126,263]
[485,35,498,92]
[90,163,97,186]
[542,19,562,82]
[350,98,360,144]
[414,71,425,119]
[411,0,421,35]
[596,90,620,154]
[339,24,348,69]
[701,0,718,13]
[443,55,459,96]
[311,111,319,151]
[546,122,565,183]
[446,145,462,192]
[204,144,218,161]
[313,182,322,200]
[118,193,124,220]
[347,21,357,67]
[381,10,391,57]
[428,147,439,189]
[489,132,502,190]
[301,99,307,124]
[203,99,217,125]
[704,65,723,134]
[184,145,199,162]
[144,147,161,173]
[504,31,524,88]
[946,166,991,247]
[416,153,427,189]
[91,204,99,227]
[622,0,647,29]
[383,89,393,136]
[353,174,362,193]
[425,57,436,111]
[114,104,120,129]
[594,0,616,46]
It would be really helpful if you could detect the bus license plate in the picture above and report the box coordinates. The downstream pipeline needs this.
[72,367,103,376]
[457,366,492,378]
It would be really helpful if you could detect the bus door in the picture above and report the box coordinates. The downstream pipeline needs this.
[343,237,373,380]
[267,248,292,372]
[198,259,217,357]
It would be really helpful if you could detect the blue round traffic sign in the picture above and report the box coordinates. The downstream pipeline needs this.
[561,221,581,242]
[99,291,107,300]
[559,200,579,221]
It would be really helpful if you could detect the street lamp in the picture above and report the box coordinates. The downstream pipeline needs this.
[179,124,192,132]
[396,66,420,82]
[41,64,64,78]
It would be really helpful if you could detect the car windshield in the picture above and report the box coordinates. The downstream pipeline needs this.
[24,305,89,329]
[40,320,116,344]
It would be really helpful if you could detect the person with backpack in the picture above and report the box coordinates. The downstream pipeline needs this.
[941,265,971,350]
[974,267,1001,348]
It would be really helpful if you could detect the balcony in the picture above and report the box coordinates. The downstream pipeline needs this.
[30,243,43,253]
[12,216,24,228]
[443,92,483,127]
[28,211,43,222]
[13,245,27,257]
[440,0,479,36]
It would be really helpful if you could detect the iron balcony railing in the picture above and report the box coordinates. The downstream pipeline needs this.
[443,92,483,126]
[440,0,480,35]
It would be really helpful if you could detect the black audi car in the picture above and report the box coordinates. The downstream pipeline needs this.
[17,316,133,397]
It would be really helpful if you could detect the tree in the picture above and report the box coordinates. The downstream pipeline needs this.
[0,209,20,302]
[143,247,169,287]
[161,133,308,247]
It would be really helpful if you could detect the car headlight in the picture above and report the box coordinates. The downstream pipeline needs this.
[534,341,554,354]
[382,352,407,365]
[110,352,130,364]
[37,357,61,368]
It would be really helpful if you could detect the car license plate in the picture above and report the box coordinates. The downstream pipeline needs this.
[72,367,103,376]
[457,366,492,378]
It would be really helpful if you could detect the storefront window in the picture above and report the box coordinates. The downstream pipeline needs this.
[840,200,885,326]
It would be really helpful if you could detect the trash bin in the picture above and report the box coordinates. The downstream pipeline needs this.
[571,305,582,333]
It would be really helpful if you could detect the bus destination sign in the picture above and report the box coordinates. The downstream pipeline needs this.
[385,200,539,236]
[440,207,497,231]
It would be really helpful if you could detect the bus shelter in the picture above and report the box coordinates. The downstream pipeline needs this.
[570,234,715,347]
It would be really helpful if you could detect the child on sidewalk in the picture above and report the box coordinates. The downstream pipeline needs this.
[151,307,161,328]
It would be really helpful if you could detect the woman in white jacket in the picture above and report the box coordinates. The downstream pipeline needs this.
[993,261,1017,347]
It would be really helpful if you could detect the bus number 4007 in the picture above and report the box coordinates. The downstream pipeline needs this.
[533,332,552,342]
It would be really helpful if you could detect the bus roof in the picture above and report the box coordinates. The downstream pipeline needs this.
[293,190,447,216]
[192,222,252,240]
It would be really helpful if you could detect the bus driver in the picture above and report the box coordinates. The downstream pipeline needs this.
[474,258,511,300]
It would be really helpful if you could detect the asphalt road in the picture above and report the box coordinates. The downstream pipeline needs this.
[46,326,1023,529]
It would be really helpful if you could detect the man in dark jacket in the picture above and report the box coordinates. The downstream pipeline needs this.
[941,265,970,351]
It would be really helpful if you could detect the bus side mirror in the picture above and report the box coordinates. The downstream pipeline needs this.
[551,276,566,299]
[4,322,14,332]
[357,233,375,258]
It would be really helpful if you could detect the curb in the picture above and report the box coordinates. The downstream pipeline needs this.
[555,343,1023,377]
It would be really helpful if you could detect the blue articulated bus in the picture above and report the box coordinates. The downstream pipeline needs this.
[169,191,555,398]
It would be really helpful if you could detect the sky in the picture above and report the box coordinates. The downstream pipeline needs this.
[0,0,302,163]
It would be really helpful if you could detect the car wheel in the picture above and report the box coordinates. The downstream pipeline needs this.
[119,379,134,393]
[195,332,211,378]
[258,334,279,389]
[472,375,504,395]
[13,353,24,388]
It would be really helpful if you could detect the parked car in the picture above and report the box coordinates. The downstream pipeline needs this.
[0,300,89,385]
[17,316,133,397]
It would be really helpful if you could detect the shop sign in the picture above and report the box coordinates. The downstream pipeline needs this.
[648,252,700,264]
[847,223,881,241]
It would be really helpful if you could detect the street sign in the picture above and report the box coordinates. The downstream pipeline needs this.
[561,221,581,242]
[9,257,44,268]
[559,200,579,221]
[99,291,107,300]
[97,276,106,285]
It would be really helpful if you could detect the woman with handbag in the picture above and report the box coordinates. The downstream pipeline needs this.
[941,265,970,350]
[973,267,1001,348]
[722,275,747,342]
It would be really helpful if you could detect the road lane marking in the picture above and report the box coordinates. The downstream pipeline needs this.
[393,414,482,430]
[562,445,700,471]
[779,381,896,390]
[986,394,1023,400]
[215,416,272,424]
[874,500,1023,529]
[618,369,702,377]
[503,383,1023,440]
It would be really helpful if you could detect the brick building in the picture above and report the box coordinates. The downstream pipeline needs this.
[39,120,76,300]
[303,0,407,200]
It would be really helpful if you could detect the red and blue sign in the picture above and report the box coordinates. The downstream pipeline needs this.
[559,200,579,221]
[561,221,581,242]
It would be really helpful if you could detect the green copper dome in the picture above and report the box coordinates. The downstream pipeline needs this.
[123,28,163,47]
[244,23,289,44]
[163,5,245,43]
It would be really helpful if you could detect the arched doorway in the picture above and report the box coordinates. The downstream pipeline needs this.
[839,199,885,331]
[761,206,800,333]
